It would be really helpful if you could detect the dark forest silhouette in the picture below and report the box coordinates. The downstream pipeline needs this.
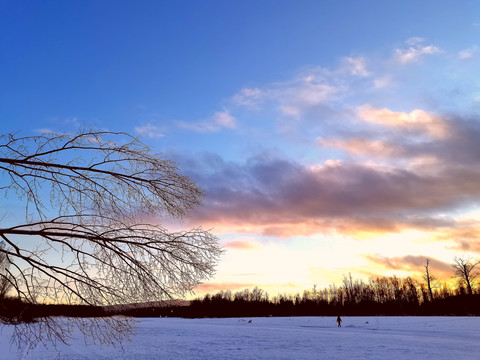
[176,274,480,318]
[2,273,479,320]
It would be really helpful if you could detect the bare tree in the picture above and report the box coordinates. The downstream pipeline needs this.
[0,241,14,326]
[452,256,479,295]
[0,241,12,300]
[423,258,435,302]
[0,129,221,348]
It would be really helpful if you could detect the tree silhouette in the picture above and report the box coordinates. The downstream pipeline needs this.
[452,256,479,295]
[0,129,221,348]
[423,258,436,302]
[0,241,13,324]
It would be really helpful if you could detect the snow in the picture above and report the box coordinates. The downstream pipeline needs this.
[2,316,479,359]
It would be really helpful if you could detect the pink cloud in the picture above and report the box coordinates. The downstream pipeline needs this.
[224,240,261,250]
[318,138,400,158]
[187,154,480,233]
[193,282,257,294]
[175,110,480,240]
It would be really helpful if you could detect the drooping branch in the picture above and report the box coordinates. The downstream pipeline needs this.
[0,215,220,305]
[0,130,202,222]
[0,130,221,310]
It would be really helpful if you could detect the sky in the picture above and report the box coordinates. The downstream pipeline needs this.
[1,0,480,296]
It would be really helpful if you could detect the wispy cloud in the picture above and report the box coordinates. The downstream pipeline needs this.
[373,75,393,89]
[180,111,236,132]
[394,38,440,64]
[230,66,346,118]
[35,128,57,135]
[342,56,370,77]
[231,88,266,108]
[225,38,445,139]
[458,46,478,60]
[134,124,165,138]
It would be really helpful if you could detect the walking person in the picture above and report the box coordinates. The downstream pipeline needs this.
[336,315,342,328]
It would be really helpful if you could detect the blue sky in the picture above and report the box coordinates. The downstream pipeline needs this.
[2,1,480,295]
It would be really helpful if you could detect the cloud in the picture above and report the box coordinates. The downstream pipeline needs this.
[458,46,478,60]
[343,57,370,77]
[432,223,480,255]
[134,124,165,138]
[213,111,236,128]
[318,138,401,158]
[174,39,480,243]
[180,111,236,132]
[177,106,480,239]
[294,83,339,107]
[180,134,480,238]
[35,128,57,135]
[225,37,449,145]
[394,38,440,64]
[230,66,345,117]
[364,254,452,278]
[224,240,261,250]
[373,76,393,89]
[231,88,266,108]
[357,105,449,138]
[452,239,480,254]
[405,37,425,46]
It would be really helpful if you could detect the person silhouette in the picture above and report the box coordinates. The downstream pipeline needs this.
[336,315,342,327]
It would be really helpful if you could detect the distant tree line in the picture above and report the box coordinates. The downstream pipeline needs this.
[177,278,479,318]
[170,256,480,318]
[1,256,479,320]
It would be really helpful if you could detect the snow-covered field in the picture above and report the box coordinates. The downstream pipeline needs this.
[2,316,479,359]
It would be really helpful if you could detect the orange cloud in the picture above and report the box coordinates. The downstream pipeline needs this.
[318,138,400,158]
[224,240,261,250]
[433,226,480,255]
[364,254,452,279]
[357,105,449,138]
